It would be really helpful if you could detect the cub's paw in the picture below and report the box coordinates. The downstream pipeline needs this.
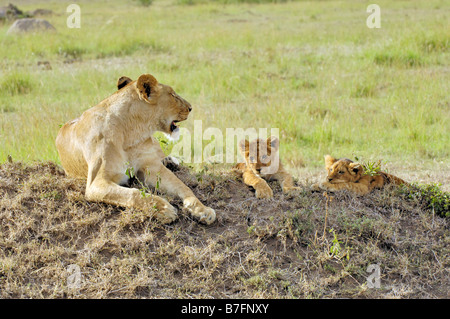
[311,183,325,192]
[255,183,273,199]
[283,186,301,193]
[183,197,216,225]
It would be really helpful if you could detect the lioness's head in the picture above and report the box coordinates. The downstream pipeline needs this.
[239,136,280,175]
[324,155,363,183]
[117,74,192,139]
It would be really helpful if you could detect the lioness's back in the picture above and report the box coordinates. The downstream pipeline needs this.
[56,119,89,178]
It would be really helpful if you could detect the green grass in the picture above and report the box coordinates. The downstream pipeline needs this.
[0,72,35,95]
[0,1,448,298]
[399,183,450,218]
[0,0,449,182]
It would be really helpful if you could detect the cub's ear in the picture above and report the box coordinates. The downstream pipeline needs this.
[348,162,362,175]
[267,136,279,152]
[238,139,249,153]
[117,76,132,90]
[136,74,159,101]
[324,155,337,169]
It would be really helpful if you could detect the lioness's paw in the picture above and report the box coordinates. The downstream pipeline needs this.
[183,197,216,225]
[153,199,178,224]
[255,185,273,199]
[196,206,216,225]
[156,207,178,224]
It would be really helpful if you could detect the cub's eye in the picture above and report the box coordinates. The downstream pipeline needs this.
[261,155,268,161]
[249,156,255,162]
[339,171,344,174]
[329,168,333,172]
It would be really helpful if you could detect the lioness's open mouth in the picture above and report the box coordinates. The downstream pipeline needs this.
[170,120,179,132]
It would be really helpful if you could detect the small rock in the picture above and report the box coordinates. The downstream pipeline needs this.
[6,18,56,34]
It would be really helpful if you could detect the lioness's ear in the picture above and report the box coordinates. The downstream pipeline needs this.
[348,162,362,175]
[239,139,249,154]
[117,76,132,90]
[136,74,158,101]
[324,155,337,169]
[267,136,279,152]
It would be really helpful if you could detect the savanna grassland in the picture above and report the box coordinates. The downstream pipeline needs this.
[0,0,449,299]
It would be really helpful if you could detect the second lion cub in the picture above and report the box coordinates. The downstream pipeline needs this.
[312,155,407,195]
[233,136,299,199]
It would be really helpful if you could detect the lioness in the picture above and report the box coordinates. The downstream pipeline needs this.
[56,74,216,224]
[312,155,407,195]
[233,136,299,199]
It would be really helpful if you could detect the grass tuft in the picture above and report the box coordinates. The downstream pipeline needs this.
[0,72,35,95]
[373,50,424,68]
[136,0,153,6]
[421,36,449,53]
[398,183,450,218]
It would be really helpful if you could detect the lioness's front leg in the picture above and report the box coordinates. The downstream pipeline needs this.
[243,169,273,199]
[143,164,216,225]
[85,160,178,224]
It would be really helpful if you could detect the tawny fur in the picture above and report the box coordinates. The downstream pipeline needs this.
[233,136,299,199]
[312,155,407,195]
[56,73,215,225]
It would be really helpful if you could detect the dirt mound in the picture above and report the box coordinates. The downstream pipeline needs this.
[0,161,448,298]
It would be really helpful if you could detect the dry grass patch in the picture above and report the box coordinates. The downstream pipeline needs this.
[0,161,448,298]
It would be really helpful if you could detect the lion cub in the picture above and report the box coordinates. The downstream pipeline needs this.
[233,136,299,199]
[312,155,407,195]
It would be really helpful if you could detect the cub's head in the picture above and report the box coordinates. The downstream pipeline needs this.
[239,136,280,175]
[117,74,192,139]
[324,155,363,183]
